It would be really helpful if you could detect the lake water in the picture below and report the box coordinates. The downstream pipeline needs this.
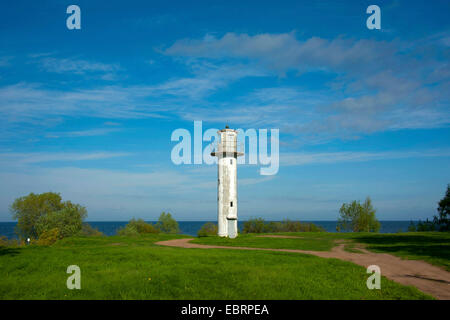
[0,220,415,239]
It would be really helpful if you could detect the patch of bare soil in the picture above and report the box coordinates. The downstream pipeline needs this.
[155,238,450,300]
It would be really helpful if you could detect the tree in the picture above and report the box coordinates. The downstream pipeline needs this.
[35,205,87,239]
[10,192,87,239]
[337,197,380,232]
[434,184,450,231]
[156,212,180,234]
[416,219,436,232]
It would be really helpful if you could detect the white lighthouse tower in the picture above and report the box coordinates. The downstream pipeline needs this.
[211,125,243,238]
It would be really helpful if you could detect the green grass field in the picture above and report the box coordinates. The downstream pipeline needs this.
[193,232,450,271]
[0,232,442,300]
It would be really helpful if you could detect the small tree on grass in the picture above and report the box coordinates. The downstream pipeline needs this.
[434,184,450,231]
[156,212,180,234]
[337,197,380,232]
[10,192,87,240]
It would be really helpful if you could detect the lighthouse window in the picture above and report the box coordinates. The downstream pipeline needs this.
[230,201,233,207]
[230,159,232,164]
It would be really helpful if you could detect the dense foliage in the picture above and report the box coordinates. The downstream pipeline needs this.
[117,213,180,236]
[408,184,450,232]
[337,197,380,232]
[35,205,87,239]
[197,222,218,237]
[80,223,104,236]
[117,218,159,236]
[10,192,87,240]
[242,218,325,233]
[36,228,60,246]
[434,184,449,231]
[156,212,180,234]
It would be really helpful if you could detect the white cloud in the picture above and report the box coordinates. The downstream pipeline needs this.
[46,127,121,138]
[37,57,120,75]
[0,151,131,165]
[164,32,397,75]
[281,149,450,166]
[164,32,450,140]
[0,83,166,124]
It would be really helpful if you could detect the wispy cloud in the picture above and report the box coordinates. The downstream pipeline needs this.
[165,31,450,141]
[0,151,131,165]
[0,61,265,128]
[281,149,450,166]
[0,82,166,125]
[36,57,121,75]
[46,127,121,138]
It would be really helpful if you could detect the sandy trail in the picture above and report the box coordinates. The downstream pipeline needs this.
[155,238,450,300]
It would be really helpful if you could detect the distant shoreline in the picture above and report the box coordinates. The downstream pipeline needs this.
[0,220,421,238]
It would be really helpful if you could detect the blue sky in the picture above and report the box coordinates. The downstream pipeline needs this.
[0,0,449,221]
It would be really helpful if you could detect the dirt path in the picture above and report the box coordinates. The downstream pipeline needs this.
[155,238,450,300]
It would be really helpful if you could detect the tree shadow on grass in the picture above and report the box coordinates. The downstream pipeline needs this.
[0,247,21,257]
[352,234,450,266]
[353,234,449,246]
[366,244,450,261]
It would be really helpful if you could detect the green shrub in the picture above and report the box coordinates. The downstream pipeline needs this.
[197,222,218,237]
[156,212,179,234]
[131,219,159,234]
[0,236,8,247]
[10,192,87,240]
[416,219,437,232]
[35,205,86,239]
[80,223,104,236]
[117,218,159,236]
[0,236,21,247]
[117,224,139,236]
[242,218,325,233]
[434,184,450,231]
[36,228,60,246]
[337,197,380,232]
[242,218,266,233]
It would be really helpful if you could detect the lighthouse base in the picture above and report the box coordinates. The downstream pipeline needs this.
[227,219,238,239]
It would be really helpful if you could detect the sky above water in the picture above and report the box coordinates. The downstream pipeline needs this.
[0,0,449,221]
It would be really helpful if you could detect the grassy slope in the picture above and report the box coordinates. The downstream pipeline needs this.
[0,234,432,300]
[191,233,334,251]
[193,232,450,271]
